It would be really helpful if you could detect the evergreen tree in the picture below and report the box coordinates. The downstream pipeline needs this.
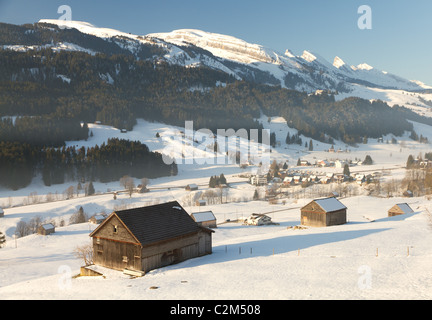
[209,176,216,188]
[309,139,313,151]
[285,132,291,144]
[87,181,95,195]
[363,155,373,165]
[219,173,227,185]
[343,163,350,176]
[253,189,259,201]
[406,155,415,169]
[0,231,5,248]
[270,132,276,147]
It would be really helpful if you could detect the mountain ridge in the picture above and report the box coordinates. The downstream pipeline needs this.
[34,19,428,93]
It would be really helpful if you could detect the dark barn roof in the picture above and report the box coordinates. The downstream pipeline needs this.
[93,201,203,246]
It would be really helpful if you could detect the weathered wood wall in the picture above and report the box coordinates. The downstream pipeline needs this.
[301,209,346,227]
[93,237,142,271]
[91,213,213,273]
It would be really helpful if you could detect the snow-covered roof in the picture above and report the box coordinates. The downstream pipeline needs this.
[314,197,347,212]
[91,214,105,220]
[191,211,216,223]
[41,223,55,230]
[395,203,414,214]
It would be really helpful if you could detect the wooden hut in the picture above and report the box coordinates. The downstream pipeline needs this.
[301,197,347,227]
[89,201,213,274]
[37,223,55,235]
[403,190,413,198]
[185,183,198,191]
[195,200,206,206]
[89,214,106,224]
[191,211,217,228]
[388,203,414,217]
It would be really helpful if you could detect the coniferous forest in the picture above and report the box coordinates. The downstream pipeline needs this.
[0,22,429,190]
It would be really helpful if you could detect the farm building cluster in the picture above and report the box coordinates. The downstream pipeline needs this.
[249,157,380,188]
[78,195,414,276]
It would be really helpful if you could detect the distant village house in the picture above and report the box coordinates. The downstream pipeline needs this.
[244,213,273,226]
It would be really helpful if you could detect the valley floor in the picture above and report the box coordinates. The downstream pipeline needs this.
[1,117,432,300]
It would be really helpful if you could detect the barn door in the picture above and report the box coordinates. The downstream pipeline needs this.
[134,256,141,271]
[198,234,206,256]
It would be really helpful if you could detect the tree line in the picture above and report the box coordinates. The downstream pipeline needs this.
[0,138,177,190]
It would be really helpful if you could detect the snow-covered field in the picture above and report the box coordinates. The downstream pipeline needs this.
[1,117,432,300]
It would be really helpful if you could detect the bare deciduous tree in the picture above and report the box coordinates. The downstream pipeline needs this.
[73,243,93,266]
[120,175,135,198]
[15,221,30,238]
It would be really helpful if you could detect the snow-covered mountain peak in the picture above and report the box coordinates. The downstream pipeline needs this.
[355,63,374,71]
[333,56,346,69]
[148,28,278,64]
[284,49,296,58]
[39,19,142,40]
[301,50,317,63]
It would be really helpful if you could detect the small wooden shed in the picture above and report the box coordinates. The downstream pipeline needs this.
[191,211,217,228]
[89,201,213,274]
[403,190,413,198]
[301,197,347,227]
[185,183,198,191]
[38,223,55,235]
[388,203,414,217]
[89,214,106,224]
[195,200,206,206]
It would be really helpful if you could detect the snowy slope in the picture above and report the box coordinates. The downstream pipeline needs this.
[1,194,432,300]
[2,118,432,299]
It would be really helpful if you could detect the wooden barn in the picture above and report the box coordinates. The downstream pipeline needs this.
[191,211,217,228]
[301,197,347,227]
[89,201,214,274]
[37,223,55,235]
[388,203,414,217]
